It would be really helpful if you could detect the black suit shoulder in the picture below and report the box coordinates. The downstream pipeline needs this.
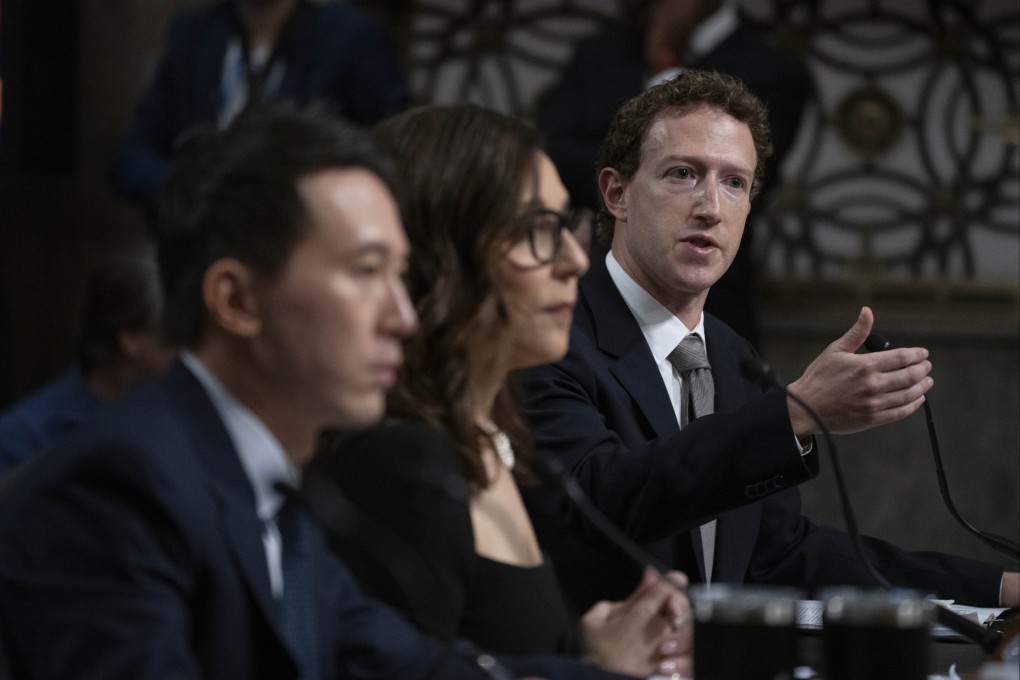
[308,421,475,640]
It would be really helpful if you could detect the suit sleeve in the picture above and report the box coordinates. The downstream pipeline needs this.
[0,440,205,679]
[746,487,1004,604]
[523,328,818,547]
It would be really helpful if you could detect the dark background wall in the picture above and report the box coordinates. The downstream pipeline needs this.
[0,0,1016,573]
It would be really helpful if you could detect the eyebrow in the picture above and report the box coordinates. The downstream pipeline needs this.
[343,240,409,263]
[658,154,754,176]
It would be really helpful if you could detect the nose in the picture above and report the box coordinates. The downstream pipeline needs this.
[692,181,721,223]
[553,228,590,278]
[384,277,419,338]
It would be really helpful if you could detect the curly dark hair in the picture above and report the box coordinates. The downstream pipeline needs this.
[372,104,543,489]
[595,68,773,245]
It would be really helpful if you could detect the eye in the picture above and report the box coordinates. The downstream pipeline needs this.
[668,167,693,180]
[353,265,381,277]
[350,255,385,277]
[725,176,748,190]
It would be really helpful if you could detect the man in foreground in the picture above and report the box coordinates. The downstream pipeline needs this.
[523,69,1018,612]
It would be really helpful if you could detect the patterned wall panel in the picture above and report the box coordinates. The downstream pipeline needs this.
[749,0,1019,284]
[398,0,617,115]
[374,0,1019,287]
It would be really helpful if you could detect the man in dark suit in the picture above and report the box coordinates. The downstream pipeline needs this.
[523,69,1018,613]
[112,0,412,206]
[536,0,813,347]
[0,105,632,679]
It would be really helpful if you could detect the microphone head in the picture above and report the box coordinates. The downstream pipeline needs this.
[864,334,893,353]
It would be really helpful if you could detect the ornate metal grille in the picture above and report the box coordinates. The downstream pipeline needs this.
[367,0,1019,285]
[753,0,1019,284]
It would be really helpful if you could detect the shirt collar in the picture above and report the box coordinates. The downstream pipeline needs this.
[606,252,707,366]
[180,352,299,521]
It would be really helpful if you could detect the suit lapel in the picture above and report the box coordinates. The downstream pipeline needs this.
[704,315,752,414]
[703,317,763,581]
[584,262,714,578]
[583,261,681,442]
[162,363,281,629]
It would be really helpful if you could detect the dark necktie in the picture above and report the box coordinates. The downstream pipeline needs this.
[667,333,717,582]
[276,498,321,680]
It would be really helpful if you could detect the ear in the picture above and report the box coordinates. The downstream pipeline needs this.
[202,258,262,338]
[598,167,628,223]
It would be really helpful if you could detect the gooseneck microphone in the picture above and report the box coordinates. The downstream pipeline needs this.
[739,357,1002,654]
[864,333,1020,560]
[532,456,690,597]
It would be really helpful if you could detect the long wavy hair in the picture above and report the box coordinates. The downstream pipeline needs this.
[372,104,542,489]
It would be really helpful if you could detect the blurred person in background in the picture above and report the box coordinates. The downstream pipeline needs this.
[0,251,175,472]
[111,0,411,208]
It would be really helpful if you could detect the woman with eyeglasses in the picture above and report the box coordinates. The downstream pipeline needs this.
[307,104,692,678]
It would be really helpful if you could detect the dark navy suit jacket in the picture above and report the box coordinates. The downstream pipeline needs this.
[112,0,411,204]
[522,259,1002,612]
[0,361,629,680]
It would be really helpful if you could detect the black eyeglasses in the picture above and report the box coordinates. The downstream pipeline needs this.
[519,208,592,265]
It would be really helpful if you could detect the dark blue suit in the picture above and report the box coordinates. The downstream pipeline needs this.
[522,259,1003,612]
[0,362,629,679]
[112,0,411,204]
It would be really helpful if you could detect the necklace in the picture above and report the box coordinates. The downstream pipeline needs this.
[478,420,515,470]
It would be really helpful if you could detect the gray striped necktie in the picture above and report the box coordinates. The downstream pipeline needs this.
[667,333,717,582]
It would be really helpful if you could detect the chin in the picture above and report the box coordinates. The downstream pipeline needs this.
[334,394,386,429]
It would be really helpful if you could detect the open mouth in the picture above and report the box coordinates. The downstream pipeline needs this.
[684,235,718,249]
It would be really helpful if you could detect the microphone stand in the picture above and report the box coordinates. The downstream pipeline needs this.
[741,358,1002,654]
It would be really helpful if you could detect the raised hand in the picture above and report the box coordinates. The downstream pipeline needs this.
[786,306,933,439]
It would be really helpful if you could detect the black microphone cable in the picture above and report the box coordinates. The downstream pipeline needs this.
[740,358,891,590]
[740,357,1003,654]
[864,333,1020,560]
